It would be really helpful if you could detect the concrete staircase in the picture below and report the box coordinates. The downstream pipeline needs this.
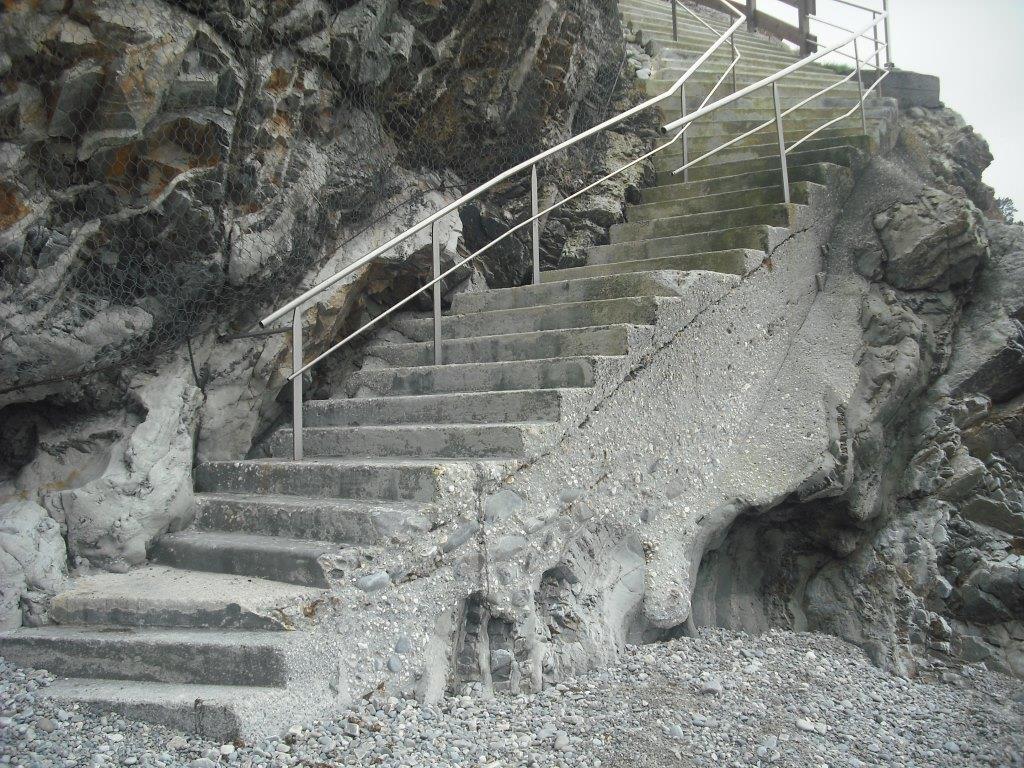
[0,0,897,738]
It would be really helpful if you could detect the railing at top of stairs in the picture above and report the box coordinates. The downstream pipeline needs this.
[259,0,894,461]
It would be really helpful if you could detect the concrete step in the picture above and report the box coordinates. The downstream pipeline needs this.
[664,106,891,128]
[48,566,323,630]
[263,422,552,461]
[683,125,866,153]
[622,11,798,57]
[542,249,756,282]
[345,356,606,397]
[196,457,464,502]
[304,389,573,427]
[661,69,861,92]
[152,531,334,587]
[450,270,696,313]
[630,182,811,219]
[40,677,262,740]
[390,296,665,341]
[641,162,843,203]
[193,493,430,544]
[658,58,856,80]
[588,225,778,265]
[0,626,287,687]
[610,202,800,245]
[657,133,872,168]
[648,79,863,105]
[655,144,863,184]
[364,324,643,367]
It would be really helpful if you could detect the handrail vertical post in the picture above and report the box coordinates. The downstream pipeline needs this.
[730,34,738,93]
[882,0,893,67]
[872,12,881,70]
[853,38,867,134]
[772,83,790,205]
[746,0,757,33]
[291,307,303,461]
[531,164,541,285]
[671,0,678,41]
[679,84,689,182]
[432,221,443,365]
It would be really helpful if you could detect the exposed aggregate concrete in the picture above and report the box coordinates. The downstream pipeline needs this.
[3,629,1022,768]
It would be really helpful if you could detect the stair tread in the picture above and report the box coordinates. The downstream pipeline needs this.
[42,676,279,705]
[195,491,425,510]
[366,323,647,348]
[1,625,287,647]
[159,530,340,554]
[51,565,324,608]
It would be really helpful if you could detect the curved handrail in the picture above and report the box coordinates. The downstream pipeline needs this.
[273,0,892,460]
[260,0,746,330]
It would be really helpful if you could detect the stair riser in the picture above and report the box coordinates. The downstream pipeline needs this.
[630,184,809,220]
[589,227,771,265]
[0,635,287,687]
[623,17,799,55]
[451,272,690,313]
[305,391,566,427]
[152,538,329,588]
[641,163,842,203]
[544,250,751,282]
[196,461,440,502]
[392,298,661,342]
[347,359,599,397]
[656,146,860,184]
[611,204,796,245]
[365,326,634,367]
[263,425,539,461]
[40,684,243,741]
[194,497,426,545]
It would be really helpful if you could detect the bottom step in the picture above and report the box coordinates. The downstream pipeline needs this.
[41,677,269,740]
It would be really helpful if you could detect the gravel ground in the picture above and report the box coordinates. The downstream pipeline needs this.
[2,629,1023,768]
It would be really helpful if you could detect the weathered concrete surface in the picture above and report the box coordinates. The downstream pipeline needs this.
[864,69,942,110]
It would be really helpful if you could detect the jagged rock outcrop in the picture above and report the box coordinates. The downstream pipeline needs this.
[0,0,631,628]
[689,106,1024,680]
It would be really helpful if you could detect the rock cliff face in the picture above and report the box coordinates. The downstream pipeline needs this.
[1,0,1021,697]
[1,0,635,613]
[689,109,1024,679]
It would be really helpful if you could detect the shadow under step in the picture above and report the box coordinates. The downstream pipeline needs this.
[152,531,337,587]
[0,626,287,687]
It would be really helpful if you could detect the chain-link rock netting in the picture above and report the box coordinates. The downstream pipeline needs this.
[0,0,650,404]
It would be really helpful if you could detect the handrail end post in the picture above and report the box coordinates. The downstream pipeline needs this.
[531,164,541,285]
[432,221,444,366]
[291,307,303,462]
[772,83,790,206]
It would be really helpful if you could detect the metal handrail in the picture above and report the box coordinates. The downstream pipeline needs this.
[267,0,893,461]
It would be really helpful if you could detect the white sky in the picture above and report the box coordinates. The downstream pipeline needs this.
[758,0,1024,210]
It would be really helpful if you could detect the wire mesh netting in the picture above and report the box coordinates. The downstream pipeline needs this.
[0,0,642,398]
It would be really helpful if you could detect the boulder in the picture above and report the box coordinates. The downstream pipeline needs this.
[0,500,68,630]
[872,188,989,292]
